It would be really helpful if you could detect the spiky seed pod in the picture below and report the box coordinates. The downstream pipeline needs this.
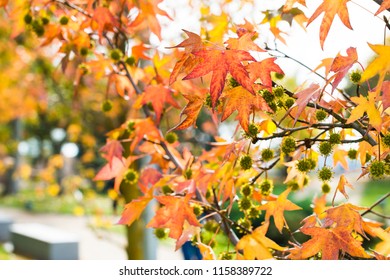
[281,136,296,154]
[319,141,333,156]
[240,155,253,170]
[369,160,385,179]
[318,166,334,182]
[329,133,341,144]
[347,149,358,160]
[261,148,274,162]
[315,110,327,121]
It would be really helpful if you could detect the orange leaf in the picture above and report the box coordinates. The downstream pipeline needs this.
[92,7,119,41]
[360,44,390,95]
[289,226,371,259]
[171,91,206,130]
[323,203,367,237]
[259,188,302,233]
[283,0,306,12]
[375,0,390,15]
[247,57,284,88]
[236,222,286,260]
[225,32,265,52]
[118,190,153,226]
[332,174,353,204]
[220,86,272,132]
[147,194,201,240]
[183,49,255,107]
[307,0,352,49]
[141,85,180,125]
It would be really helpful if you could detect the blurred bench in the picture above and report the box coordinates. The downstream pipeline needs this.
[0,214,13,242]
[11,223,79,260]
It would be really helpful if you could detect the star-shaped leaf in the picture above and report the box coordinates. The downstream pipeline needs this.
[330,47,358,91]
[141,85,180,125]
[307,0,352,48]
[347,91,382,131]
[289,226,371,259]
[220,86,272,132]
[236,222,286,260]
[360,44,390,95]
[247,57,284,88]
[147,194,201,240]
[259,188,302,233]
[183,49,255,107]
[171,91,207,130]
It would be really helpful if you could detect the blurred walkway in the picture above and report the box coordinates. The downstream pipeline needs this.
[0,207,183,260]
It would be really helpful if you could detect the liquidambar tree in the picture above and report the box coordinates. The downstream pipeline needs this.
[1,0,389,260]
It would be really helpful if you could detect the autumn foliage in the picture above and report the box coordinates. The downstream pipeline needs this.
[1,0,390,260]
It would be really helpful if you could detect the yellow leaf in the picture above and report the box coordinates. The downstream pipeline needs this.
[347,92,382,131]
[259,188,302,233]
[361,44,390,95]
[236,222,286,259]
[333,149,348,170]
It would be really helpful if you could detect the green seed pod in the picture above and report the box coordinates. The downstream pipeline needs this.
[284,97,295,109]
[319,141,333,156]
[24,14,33,25]
[329,133,341,144]
[296,159,311,173]
[59,16,69,25]
[321,183,331,194]
[315,110,327,122]
[350,70,362,84]
[165,132,178,144]
[154,228,168,239]
[281,136,296,154]
[240,184,253,197]
[161,185,174,195]
[239,155,253,170]
[260,179,273,196]
[101,100,113,112]
[369,160,385,179]
[318,166,334,182]
[123,169,138,184]
[347,149,358,160]
[272,86,285,98]
[261,148,274,162]
[382,133,390,148]
[238,197,252,211]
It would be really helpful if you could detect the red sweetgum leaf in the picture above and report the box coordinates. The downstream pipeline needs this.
[92,7,120,41]
[183,49,255,108]
[147,194,201,240]
[247,57,284,87]
[220,86,272,133]
[138,167,162,194]
[329,47,358,91]
[141,85,180,125]
[170,91,206,131]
